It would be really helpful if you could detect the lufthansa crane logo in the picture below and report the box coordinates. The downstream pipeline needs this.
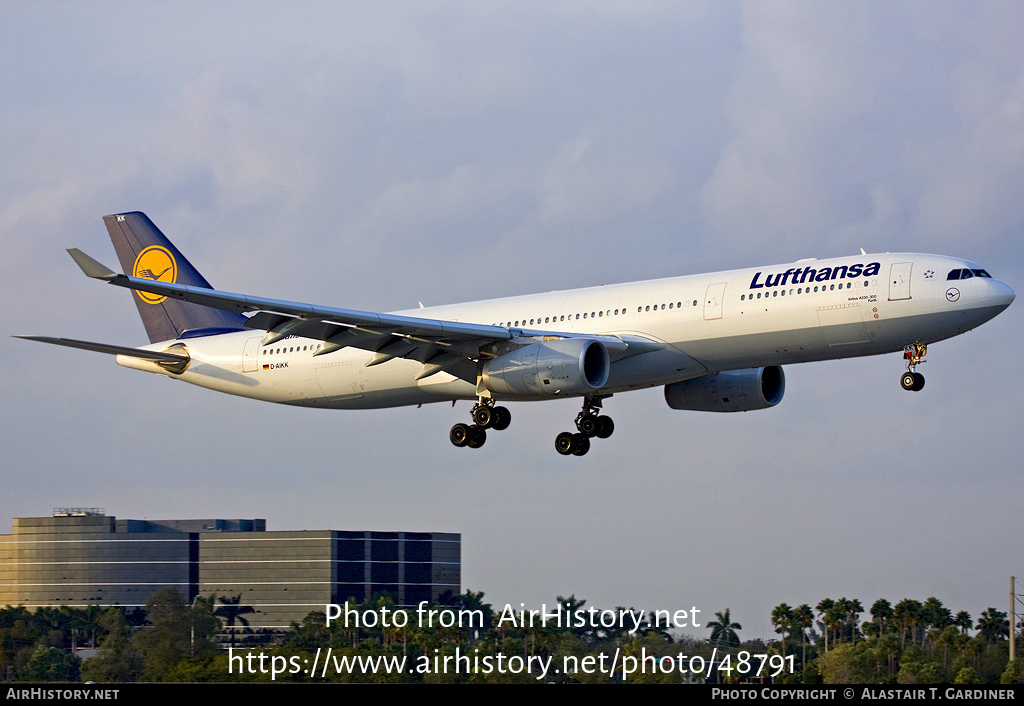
[132,246,177,304]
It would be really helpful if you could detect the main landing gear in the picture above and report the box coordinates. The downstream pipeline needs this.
[900,343,927,392]
[555,397,614,457]
[449,400,511,450]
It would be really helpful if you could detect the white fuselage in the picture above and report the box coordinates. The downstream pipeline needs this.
[118,252,1014,409]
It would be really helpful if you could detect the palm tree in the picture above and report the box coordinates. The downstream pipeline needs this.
[923,597,951,646]
[954,610,973,635]
[816,598,835,652]
[448,590,493,642]
[708,609,742,648]
[893,598,923,646]
[794,604,814,675]
[934,624,962,672]
[871,598,893,639]
[839,597,863,644]
[976,608,1009,643]
[215,594,255,647]
[771,603,793,655]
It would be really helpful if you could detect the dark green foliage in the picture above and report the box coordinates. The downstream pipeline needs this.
[0,590,1019,684]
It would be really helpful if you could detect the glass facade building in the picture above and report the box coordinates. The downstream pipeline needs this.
[0,512,460,629]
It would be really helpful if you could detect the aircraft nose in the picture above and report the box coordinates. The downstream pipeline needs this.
[990,279,1015,309]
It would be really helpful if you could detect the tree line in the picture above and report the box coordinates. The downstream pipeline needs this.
[761,597,1020,684]
[0,590,1020,683]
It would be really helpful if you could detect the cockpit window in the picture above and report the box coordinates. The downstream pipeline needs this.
[947,268,992,280]
[942,268,991,278]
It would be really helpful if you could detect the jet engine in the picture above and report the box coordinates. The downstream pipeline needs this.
[482,338,610,397]
[664,365,785,412]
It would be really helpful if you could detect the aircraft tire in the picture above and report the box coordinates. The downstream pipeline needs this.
[912,372,925,392]
[472,406,493,428]
[491,406,511,431]
[467,426,486,448]
[595,416,614,439]
[450,423,471,447]
[555,432,575,455]
[578,414,599,437]
[900,372,917,391]
[571,433,590,456]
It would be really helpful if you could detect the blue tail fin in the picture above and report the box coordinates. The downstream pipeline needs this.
[103,212,247,343]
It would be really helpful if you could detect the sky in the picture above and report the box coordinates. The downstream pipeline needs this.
[2,1,1023,641]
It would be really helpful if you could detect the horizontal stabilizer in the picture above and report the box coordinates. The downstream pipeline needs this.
[13,336,190,364]
[66,249,117,280]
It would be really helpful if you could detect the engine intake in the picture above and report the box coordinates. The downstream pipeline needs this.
[664,366,785,412]
[482,338,610,397]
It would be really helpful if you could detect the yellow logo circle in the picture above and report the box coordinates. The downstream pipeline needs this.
[132,246,177,304]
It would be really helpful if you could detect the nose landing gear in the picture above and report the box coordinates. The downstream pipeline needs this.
[900,343,926,392]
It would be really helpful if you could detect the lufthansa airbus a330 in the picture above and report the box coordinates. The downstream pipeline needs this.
[18,212,1015,456]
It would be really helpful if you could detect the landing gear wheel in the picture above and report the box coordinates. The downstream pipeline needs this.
[594,416,614,439]
[450,423,471,447]
[900,372,917,391]
[467,425,487,448]
[491,406,511,431]
[555,432,575,456]
[560,396,613,455]
[571,433,590,456]
[912,372,925,392]
[472,405,494,428]
[578,414,599,437]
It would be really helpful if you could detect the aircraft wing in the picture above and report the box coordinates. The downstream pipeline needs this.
[66,249,641,382]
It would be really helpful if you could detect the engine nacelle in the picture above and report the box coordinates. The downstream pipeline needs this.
[482,338,610,397]
[664,366,785,412]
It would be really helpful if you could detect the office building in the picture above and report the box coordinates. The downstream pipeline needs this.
[0,510,460,629]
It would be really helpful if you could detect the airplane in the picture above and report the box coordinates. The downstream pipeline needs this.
[17,211,1015,456]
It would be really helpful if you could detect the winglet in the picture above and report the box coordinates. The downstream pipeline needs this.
[67,248,118,280]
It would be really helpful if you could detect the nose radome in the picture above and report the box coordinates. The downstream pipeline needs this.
[990,279,1015,309]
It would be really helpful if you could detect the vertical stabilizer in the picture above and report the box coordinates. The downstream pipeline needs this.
[103,212,247,343]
